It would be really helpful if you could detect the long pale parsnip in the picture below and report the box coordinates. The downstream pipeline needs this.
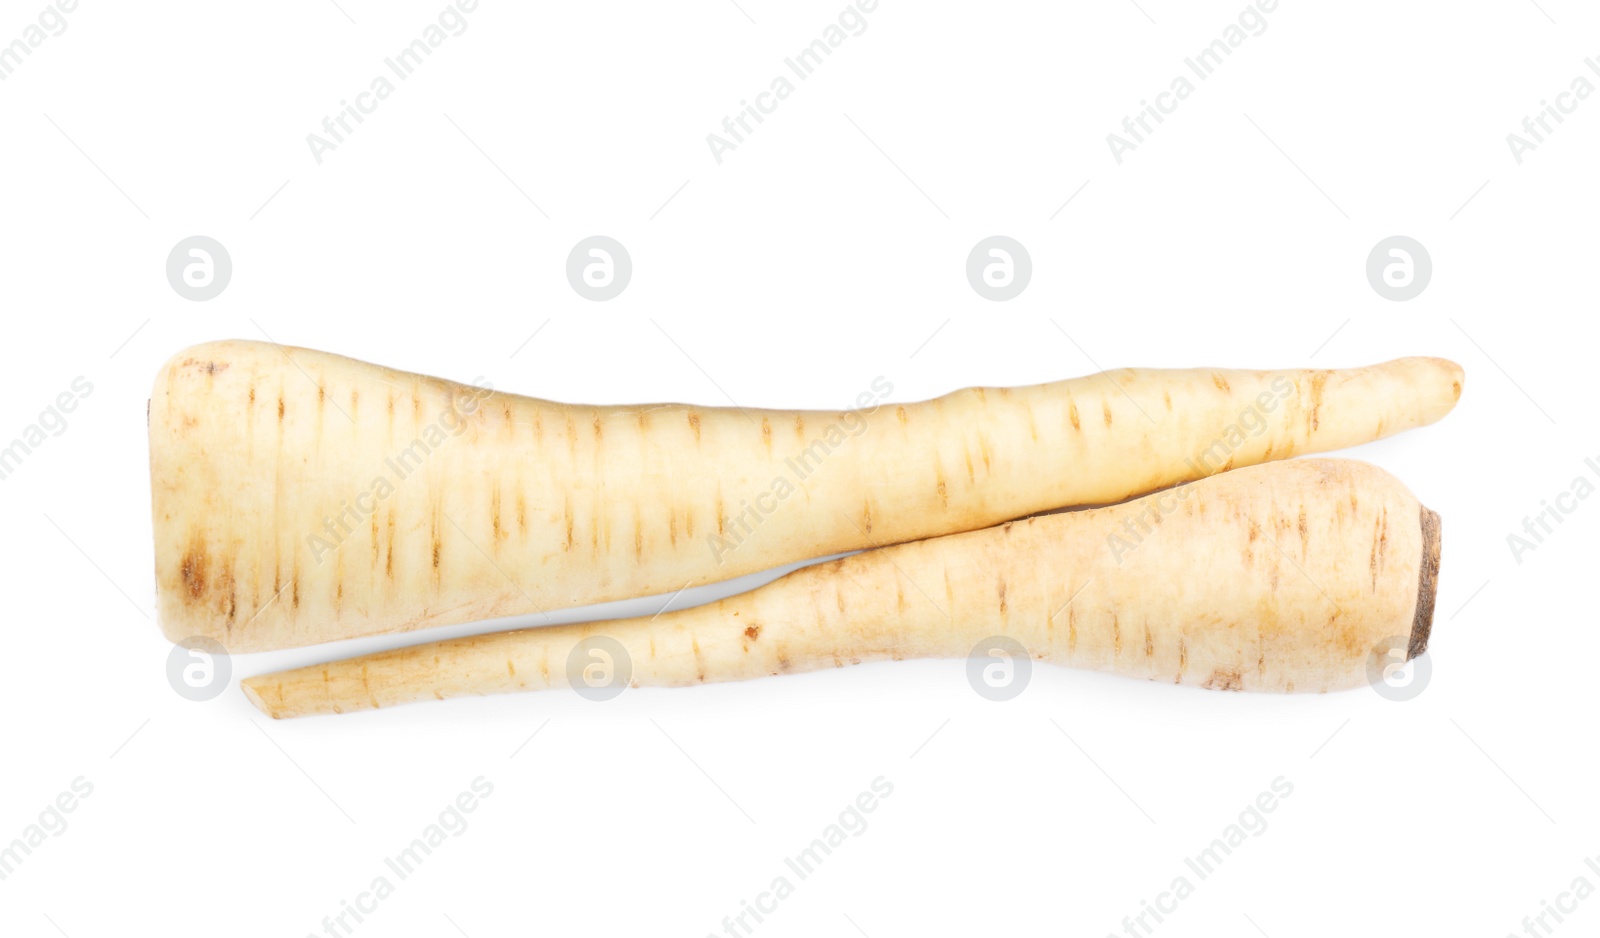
[152,341,1461,651]
[242,459,1440,718]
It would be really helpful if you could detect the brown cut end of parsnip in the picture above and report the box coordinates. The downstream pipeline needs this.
[1409,506,1441,660]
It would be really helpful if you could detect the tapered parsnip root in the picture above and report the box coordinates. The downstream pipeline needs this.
[242,459,1442,718]
[153,340,1462,651]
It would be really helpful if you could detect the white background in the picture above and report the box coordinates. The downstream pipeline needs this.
[1,1,1596,935]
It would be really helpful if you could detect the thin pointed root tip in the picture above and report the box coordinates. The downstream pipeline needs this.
[1409,506,1441,660]
[239,678,280,719]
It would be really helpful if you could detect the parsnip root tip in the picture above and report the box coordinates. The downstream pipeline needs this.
[239,678,277,719]
[1409,506,1442,660]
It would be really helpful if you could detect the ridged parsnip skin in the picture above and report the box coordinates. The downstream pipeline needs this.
[151,340,1461,651]
[242,459,1438,718]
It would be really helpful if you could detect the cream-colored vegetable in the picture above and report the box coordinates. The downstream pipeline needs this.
[150,340,1461,652]
[242,459,1441,718]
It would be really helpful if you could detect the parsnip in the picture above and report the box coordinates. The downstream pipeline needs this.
[152,341,1461,652]
[243,459,1439,718]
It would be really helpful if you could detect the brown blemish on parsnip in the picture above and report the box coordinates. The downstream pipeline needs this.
[1308,372,1328,432]
[744,625,761,641]
[687,411,701,442]
[1069,400,1081,430]
[1379,507,1389,566]
[1333,617,1363,659]
[1102,400,1113,427]
[1203,668,1243,691]
[180,546,207,600]
[1213,375,1230,393]
[1369,517,1383,591]
[385,509,396,579]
